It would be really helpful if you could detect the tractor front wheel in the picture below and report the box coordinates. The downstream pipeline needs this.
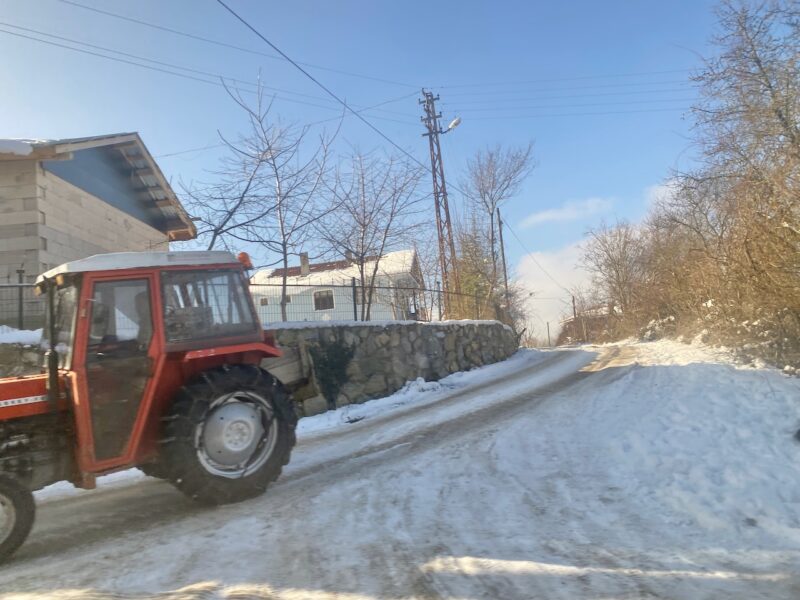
[164,365,297,505]
[0,475,35,563]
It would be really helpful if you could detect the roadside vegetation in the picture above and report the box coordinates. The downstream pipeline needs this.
[578,1,800,370]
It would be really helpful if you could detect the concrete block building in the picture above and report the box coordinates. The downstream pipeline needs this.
[0,132,195,284]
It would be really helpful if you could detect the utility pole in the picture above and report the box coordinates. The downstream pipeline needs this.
[420,90,460,317]
[546,321,551,347]
[572,295,579,342]
[497,207,510,306]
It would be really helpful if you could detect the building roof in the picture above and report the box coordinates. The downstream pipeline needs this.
[251,249,419,289]
[35,250,238,284]
[0,133,195,241]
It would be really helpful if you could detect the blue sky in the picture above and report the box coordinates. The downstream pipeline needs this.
[0,0,719,330]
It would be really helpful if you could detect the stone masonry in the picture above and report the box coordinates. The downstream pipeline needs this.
[264,320,518,416]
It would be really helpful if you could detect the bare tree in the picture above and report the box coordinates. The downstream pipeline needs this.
[181,136,274,252]
[222,87,340,321]
[582,220,645,320]
[459,143,535,303]
[182,83,340,321]
[578,1,800,365]
[319,152,425,320]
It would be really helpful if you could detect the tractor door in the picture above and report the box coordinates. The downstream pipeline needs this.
[77,275,158,464]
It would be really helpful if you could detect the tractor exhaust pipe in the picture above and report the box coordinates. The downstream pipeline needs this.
[44,278,59,411]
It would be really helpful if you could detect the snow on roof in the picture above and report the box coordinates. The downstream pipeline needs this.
[251,249,417,287]
[0,139,49,156]
[36,251,239,284]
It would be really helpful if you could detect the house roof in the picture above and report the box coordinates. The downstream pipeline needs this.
[0,132,195,241]
[36,250,237,284]
[251,249,419,288]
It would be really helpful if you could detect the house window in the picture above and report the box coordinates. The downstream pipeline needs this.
[40,236,47,250]
[314,290,334,311]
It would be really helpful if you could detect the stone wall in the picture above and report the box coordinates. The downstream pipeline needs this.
[262,320,518,416]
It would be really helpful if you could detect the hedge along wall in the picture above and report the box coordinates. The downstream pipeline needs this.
[262,320,519,417]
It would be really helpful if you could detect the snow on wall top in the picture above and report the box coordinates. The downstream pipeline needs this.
[36,251,238,283]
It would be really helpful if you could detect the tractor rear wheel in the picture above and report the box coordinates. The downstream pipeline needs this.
[0,475,35,563]
[163,365,297,505]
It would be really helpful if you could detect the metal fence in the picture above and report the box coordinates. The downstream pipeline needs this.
[0,284,44,331]
[0,279,502,334]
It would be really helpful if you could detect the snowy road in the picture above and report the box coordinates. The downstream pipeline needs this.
[2,342,800,599]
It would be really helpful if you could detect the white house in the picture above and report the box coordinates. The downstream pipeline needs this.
[250,249,425,324]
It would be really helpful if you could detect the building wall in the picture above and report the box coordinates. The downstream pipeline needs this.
[252,286,404,324]
[0,159,169,283]
[36,166,168,274]
[42,147,165,230]
[0,160,40,283]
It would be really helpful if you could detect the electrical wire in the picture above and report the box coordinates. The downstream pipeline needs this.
[0,27,419,127]
[441,86,696,105]
[56,0,420,89]
[451,97,696,113]
[155,91,420,159]
[462,107,689,120]
[436,68,693,89]
[503,222,573,296]
[214,0,429,171]
[443,80,693,98]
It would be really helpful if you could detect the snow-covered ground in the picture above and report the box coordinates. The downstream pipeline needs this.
[0,326,41,346]
[3,340,800,599]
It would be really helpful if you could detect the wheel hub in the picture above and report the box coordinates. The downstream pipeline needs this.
[201,400,265,467]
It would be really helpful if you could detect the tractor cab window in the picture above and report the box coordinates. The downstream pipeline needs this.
[87,279,153,355]
[161,269,257,344]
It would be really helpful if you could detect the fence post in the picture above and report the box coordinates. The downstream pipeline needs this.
[351,277,358,321]
[16,268,24,330]
[474,292,479,320]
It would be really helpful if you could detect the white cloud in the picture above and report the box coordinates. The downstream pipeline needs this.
[644,179,679,209]
[515,241,591,343]
[521,197,612,228]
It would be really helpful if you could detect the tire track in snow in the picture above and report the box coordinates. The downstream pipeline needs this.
[5,349,594,568]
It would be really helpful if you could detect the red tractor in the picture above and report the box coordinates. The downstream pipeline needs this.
[0,251,297,562]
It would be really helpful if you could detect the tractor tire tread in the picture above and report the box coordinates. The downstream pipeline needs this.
[0,475,35,564]
[163,365,296,505]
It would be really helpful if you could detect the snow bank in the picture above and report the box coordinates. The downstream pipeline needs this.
[35,469,147,503]
[0,325,41,346]
[297,348,546,435]
[495,338,800,582]
[265,318,508,330]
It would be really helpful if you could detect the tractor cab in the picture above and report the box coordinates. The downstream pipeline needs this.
[35,251,270,467]
[0,251,296,562]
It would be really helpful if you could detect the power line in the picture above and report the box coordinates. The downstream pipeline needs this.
[56,0,419,89]
[462,107,689,120]
[436,68,693,89]
[214,0,429,171]
[502,222,573,296]
[155,91,420,159]
[451,97,696,113]
[441,86,695,105]
[447,177,573,297]
[0,26,419,127]
[443,80,693,98]
[0,22,311,101]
